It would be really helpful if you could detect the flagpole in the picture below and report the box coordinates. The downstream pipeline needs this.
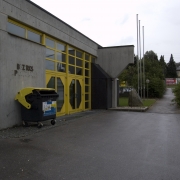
[137,14,139,95]
[143,26,145,99]
[139,20,142,98]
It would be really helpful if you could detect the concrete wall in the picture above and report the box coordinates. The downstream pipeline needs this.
[0,0,99,56]
[0,33,45,129]
[97,46,134,78]
[0,12,45,129]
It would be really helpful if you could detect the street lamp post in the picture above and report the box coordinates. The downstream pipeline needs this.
[146,79,150,99]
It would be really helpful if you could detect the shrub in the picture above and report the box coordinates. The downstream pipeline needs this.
[173,83,180,106]
[148,78,166,98]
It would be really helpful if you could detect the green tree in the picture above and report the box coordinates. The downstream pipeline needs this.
[159,55,167,78]
[119,68,128,84]
[167,54,177,78]
[134,55,138,67]
[119,55,137,86]
[119,50,166,98]
[144,50,158,61]
[144,58,165,98]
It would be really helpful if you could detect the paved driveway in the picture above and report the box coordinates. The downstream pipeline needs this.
[0,88,180,180]
[147,88,180,114]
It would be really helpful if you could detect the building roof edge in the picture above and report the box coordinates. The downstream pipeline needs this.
[98,45,134,49]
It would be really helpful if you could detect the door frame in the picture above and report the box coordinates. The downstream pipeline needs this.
[46,72,67,116]
[68,76,83,114]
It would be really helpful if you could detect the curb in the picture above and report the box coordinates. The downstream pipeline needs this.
[109,107,149,112]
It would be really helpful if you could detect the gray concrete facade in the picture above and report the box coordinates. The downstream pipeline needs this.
[0,0,134,129]
[97,45,134,78]
[97,46,134,108]
[0,30,45,129]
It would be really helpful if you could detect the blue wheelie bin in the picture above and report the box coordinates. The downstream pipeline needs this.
[15,87,59,128]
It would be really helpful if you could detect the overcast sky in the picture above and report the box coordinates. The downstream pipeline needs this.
[31,0,180,63]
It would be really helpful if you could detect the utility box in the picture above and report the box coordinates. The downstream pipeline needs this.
[15,87,59,128]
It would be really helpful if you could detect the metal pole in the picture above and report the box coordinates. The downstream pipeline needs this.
[143,26,145,99]
[139,20,142,98]
[136,14,139,95]
[147,83,148,99]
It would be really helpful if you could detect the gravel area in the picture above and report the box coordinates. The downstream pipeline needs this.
[0,110,101,139]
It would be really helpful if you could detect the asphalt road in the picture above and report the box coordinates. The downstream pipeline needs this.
[0,88,180,180]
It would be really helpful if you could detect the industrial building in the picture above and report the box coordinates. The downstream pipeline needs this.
[0,0,134,129]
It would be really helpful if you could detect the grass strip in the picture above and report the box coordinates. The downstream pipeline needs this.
[119,97,156,107]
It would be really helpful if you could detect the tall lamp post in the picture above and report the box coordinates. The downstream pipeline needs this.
[146,79,150,99]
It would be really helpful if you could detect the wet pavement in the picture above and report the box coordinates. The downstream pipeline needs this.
[147,88,180,114]
[0,110,101,139]
[0,88,180,179]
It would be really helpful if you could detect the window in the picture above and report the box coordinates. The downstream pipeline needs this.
[85,86,89,92]
[76,67,82,75]
[68,47,75,56]
[47,77,55,89]
[46,38,55,48]
[85,62,89,69]
[28,30,41,43]
[57,63,66,72]
[76,50,83,58]
[85,70,89,76]
[7,20,42,44]
[69,66,75,74]
[45,60,55,71]
[69,56,75,65]
[46,49,55,59]
[85,54,89,61]
[7,22,25,38]
[57,52,66,63]
[45,36,67,73]
[85,94,89,101]
[76,58,82,67]
[57,42,65,52]
[85,78,89,84]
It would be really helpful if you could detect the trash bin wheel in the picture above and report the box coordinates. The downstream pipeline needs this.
[51,119,56,125]
[37,122,43,128]
[22,121,29,127]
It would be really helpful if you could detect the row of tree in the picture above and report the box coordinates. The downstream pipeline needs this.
[159,54,177,78]
[119,51,177,98]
